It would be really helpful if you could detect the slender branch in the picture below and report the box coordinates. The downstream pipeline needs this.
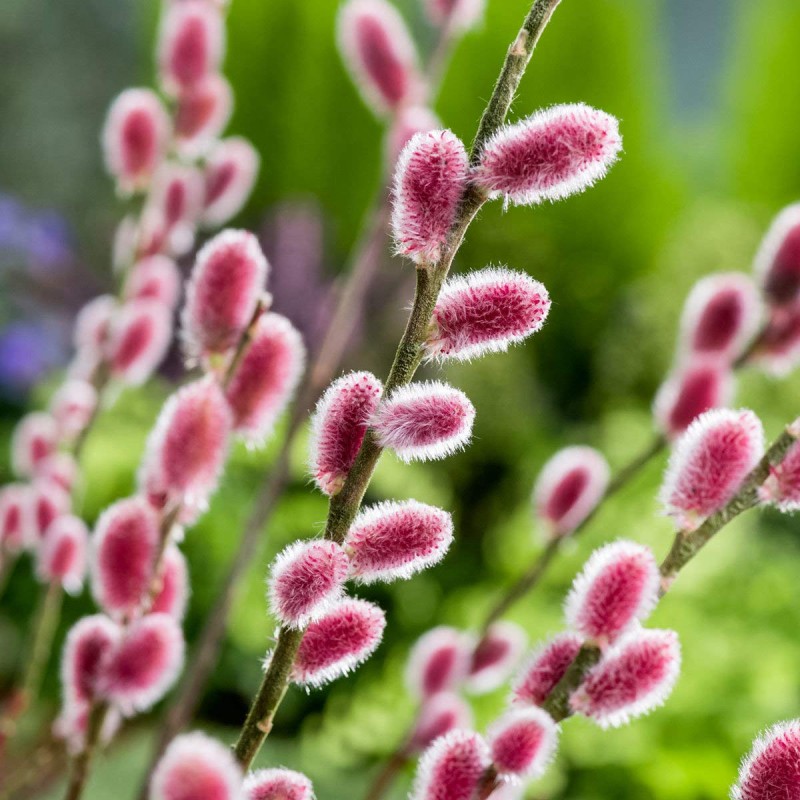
[540,422,800,721]
[364,749,410,800]
[61,702,108,800]
[232,0,564,770]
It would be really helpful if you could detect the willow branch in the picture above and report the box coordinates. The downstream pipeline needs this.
[540,421,800,721]
[231,0,564,771]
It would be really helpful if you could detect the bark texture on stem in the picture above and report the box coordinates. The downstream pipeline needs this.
[231,0,565,770]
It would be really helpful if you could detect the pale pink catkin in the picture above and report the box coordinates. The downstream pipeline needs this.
[533,445,610,538]
[473,103,622,207]
[309,371,383,496]
[753,203,800,307]
[243,768,314,800]
[292,597,386,688]
[660,408,765,529]
[345,499,454,584]
[201,137,260,227]
[371,381,475,463]
[426,267,551,363]
[406,626,473,699]
[391,130,469,266]
[511,632,584,708]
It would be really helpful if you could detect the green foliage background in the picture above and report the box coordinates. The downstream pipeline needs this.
[2,0,800,797]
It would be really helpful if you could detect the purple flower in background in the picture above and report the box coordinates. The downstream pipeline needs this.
[0,321,70,399]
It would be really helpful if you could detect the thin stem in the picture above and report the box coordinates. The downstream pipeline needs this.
[0,548,17,600]
[540,422,800,721]
[61,702,108,800]
[232,0,564,769]
[364,749,410,800]
[0,581,63,757]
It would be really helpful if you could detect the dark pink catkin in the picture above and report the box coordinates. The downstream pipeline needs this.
[660,408,764,529]
[181,229,268,360]
[564,540,660,645]
[309,371,383,495]
[292,597,386,688]
[201,137,260,227]
[150,731,243,800]
[337,0,421,116]
[488,707,559,779]
[371,381,475,462]
[91,497,160,619]
[268,540,350,628]
[570,627,681,729]
[533,445,610,538]
[732,721,800,800]
[466,621,527,695]
[653,361,734,440]
[140,377,232,514]
[391,130,469,266]
[345,499,454,584]
[426,267,551,362]
[224,312,306,446]
[411,729,491,800]
[409,692,474,753]
[754,204,800,307]
[511,632,584,708]
[473,103,622,207]
[406,626,472,699]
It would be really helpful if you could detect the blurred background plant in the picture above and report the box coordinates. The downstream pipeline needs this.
[1,0,800,798]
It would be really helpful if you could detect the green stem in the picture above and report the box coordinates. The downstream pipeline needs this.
[62,702,108,800]
[540,422,800,721]
[231,0,564,770]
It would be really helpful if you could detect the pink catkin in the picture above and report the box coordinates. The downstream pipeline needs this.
[653,361,735,441]
[391,130,469,265]
[268,539,350,628]
[91,497,160,618]
[100,612,185,715]
[61,615,121,706]
[473,103,622,207]
[125,255,183,309]
[488,707,559,779]
[424,0,485,31]
[151,545,190,621]
[754,302,800,376]
[107,299,172,386]
[570,627,681,729]
[564,540,660,646]
[411,729,491,800]
[466,621,528,695]
[37,515,89,594]
[533,446,610,538]
[175,74,233,157]
[26,478,71,544]
[292,597,386,688]
[732,721,800,800]
[337,0,421,117]
[224,312,306,445]
[102,88,171,194]
[679,273,761,364]
[371,381,475,463]
[753,204,800,307]
[50,380,98,442]
[409,692,475,753]
[309,371,383,496]
[201,137,260,227]
[147,163,204,257]
[406,626,473,699]
[11,411,58,478]
[426,267,551,363]
[0,484,30,552]
[158,0,224,95]
[660,408,765,529]
[181,229,268,359]
[151,731,243,800]
[141,377,232,512]
[37,453,80,495]
[511,632,584,708]
[761,440,800,512]
[73,294,117,358]
[243,769,314,800]
[345,499,454,584]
